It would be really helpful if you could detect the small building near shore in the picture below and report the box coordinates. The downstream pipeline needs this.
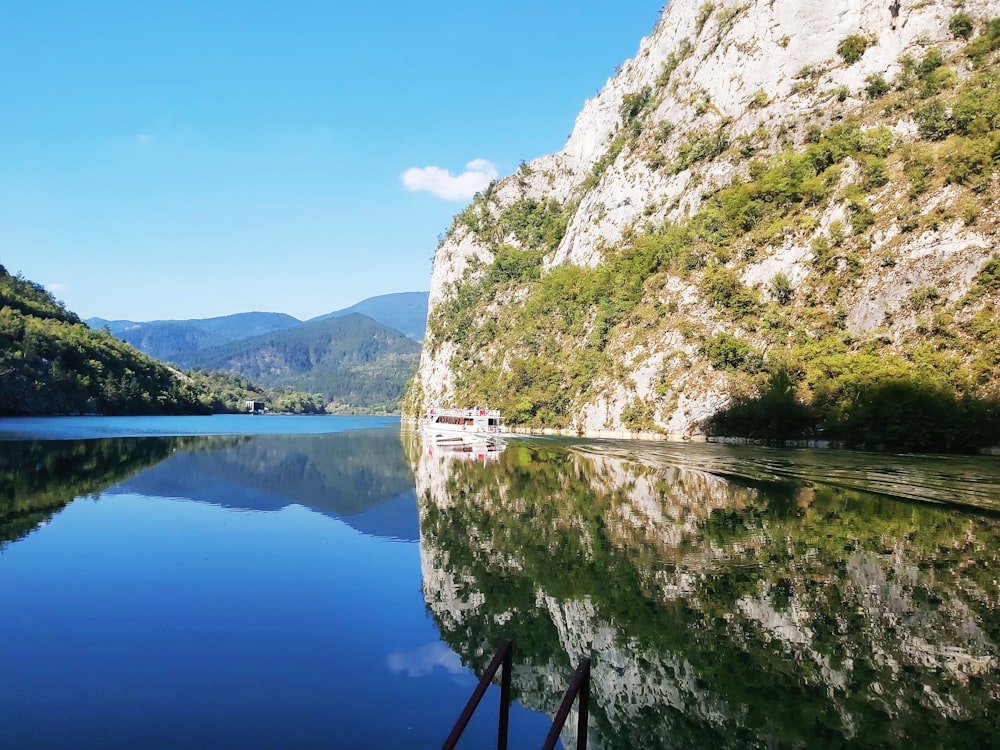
[245,400,266,414]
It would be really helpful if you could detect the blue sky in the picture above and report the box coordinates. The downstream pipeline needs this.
[1,1,659,321]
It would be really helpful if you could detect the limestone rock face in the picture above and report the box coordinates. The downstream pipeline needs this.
[411,0,1000,437]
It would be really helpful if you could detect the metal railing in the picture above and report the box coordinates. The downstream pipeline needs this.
[542,657,591,750]
[442,639,513,750]
[442,640,592,750]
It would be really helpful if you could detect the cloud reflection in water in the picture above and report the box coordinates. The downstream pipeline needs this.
[387,642,466,678]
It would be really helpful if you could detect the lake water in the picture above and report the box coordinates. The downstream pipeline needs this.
[1,416,998,748]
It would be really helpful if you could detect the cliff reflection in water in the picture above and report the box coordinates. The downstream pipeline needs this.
[408,435,1000,748]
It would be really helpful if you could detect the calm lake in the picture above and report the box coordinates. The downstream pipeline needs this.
[1,416,998,748]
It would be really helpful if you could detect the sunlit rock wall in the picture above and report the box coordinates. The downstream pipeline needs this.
[412,0,1000,437]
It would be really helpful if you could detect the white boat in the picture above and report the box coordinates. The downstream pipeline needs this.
[422,407,504,440]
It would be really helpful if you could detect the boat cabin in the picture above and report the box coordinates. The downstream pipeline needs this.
[425,407,503,435]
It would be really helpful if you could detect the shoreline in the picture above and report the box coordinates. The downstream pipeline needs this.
[405,418,1000,455]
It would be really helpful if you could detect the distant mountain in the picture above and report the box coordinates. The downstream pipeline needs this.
[181,313,421,412]
[311,291,429,340]
[87,312,302,362]
[84,292,429,412]
[87,292,431,363]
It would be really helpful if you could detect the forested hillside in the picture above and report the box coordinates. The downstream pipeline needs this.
[88,292,430,362]
[0,267,419,416]
[184,314,421,413]
[0,265,216,416]
[84,293,428,413]
[409,0,1000,452]
[89,312,302,362]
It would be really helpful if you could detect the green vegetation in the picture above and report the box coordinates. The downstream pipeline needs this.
[580,135,627,192]
[656,38,693,87]
[428,230,677,426]
[864,72,890,99]
[186,314,420,414]
[673,123,730,172]
[620,87,652,124]
[620,397,657,432]
[0,265,212,415]
[700,265,759,318]
[950,12,975,41]
[700,332,763,373]
[837,34,871,65]
[0,264,381,415]
[182,369,268,413]
[695,3,714,36]
[769,272,794,305]
[453,194,571,254]
[709,3,749,50]
[965,18,1000,63]
[749,89,769,108]
[707,355,1000,452]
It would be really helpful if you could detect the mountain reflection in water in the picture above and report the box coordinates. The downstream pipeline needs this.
[0,429,419,547]
[409,434,1000,749]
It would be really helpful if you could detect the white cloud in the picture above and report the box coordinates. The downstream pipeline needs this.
[136,134,156,144]
[401,158,497,201]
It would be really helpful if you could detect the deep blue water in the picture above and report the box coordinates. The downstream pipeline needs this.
[4,416,999,748]
[0,413,397,440]
[0,416,553,748]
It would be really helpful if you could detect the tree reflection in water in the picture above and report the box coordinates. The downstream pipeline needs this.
[408,435,1000,749]
[0,436,201,548]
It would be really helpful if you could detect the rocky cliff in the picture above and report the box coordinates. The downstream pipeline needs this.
[407,0,1000,442]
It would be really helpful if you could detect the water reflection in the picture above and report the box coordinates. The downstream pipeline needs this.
[1,429,418,547]
[113,430,418,539]
[0,436,197,548]
[421,433,507,465]
[408,435,1000,748]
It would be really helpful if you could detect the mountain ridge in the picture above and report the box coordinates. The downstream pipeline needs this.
[308,291,430,340]
[182,313,422,413]
[87,291,429,363]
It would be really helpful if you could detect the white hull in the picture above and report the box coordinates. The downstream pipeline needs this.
[421,407,504,440]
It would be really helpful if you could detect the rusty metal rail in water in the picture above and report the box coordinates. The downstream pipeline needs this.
[442,639,591,750]
[442,638,513,750]
[541,656,591,750]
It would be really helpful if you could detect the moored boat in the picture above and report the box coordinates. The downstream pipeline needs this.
[422,407,504,440]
